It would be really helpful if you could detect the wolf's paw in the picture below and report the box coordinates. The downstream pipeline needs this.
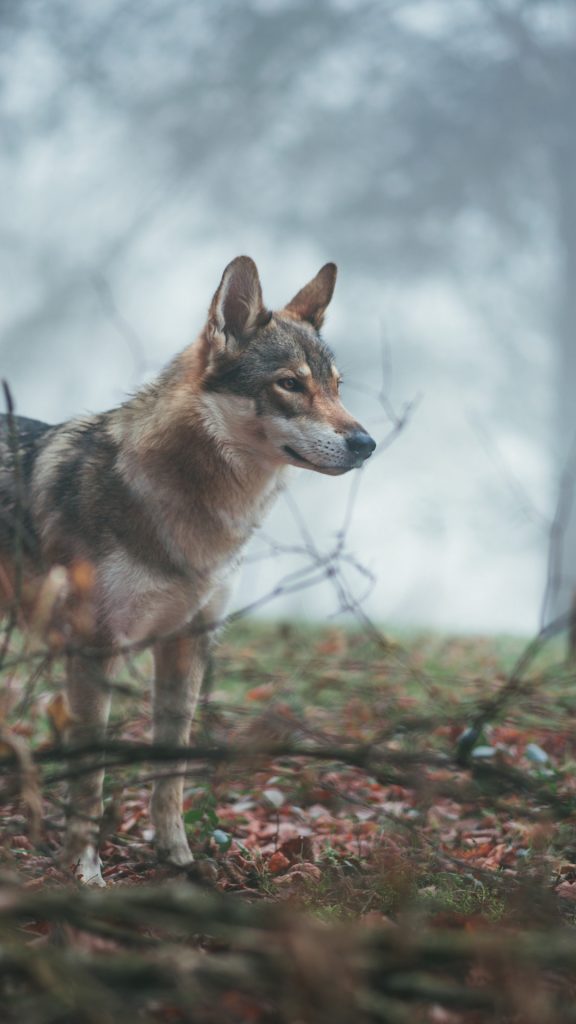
[73,845,106,887]
[157,840,195,868]
[154,815,194,867]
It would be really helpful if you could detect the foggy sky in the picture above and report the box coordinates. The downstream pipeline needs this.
[0,0,559,634]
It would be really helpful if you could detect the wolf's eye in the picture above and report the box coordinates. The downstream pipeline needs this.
[277,377,299,392]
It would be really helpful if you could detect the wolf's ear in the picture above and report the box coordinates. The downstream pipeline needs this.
[208,256,270,348]
[283,263,337,330]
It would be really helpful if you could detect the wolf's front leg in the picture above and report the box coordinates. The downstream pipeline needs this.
[65,654,112,886]
[150,630,207,866]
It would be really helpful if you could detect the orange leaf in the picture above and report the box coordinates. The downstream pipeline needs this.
[47,693,76,737]
[246,683,275,701]
[268,851,290,874]
[316,630,347,656]
[69,559,96,593]
[459,842,495,860]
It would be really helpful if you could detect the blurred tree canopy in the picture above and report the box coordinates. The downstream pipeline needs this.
[2,0,576,620]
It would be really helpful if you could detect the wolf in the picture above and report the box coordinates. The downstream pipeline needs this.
[0,256,375,884]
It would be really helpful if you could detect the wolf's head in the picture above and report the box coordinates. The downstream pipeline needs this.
[199,256,375,476]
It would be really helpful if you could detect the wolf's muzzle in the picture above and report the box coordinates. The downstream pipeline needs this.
[345,429,376,461]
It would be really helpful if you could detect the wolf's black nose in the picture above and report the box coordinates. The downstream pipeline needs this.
[346,430,376,460]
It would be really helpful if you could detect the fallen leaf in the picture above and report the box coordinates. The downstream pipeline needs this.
[316,630,347,656]
[47,692,76,738]
[246,683,275,701]
[278,835,315,863]
[268,851,290,874]
[273,863,322,888]
[556,881,576,900]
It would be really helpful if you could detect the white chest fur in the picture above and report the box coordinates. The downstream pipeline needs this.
[99,460,284,645]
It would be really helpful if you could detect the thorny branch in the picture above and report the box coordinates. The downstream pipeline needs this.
[2,733,575,825]
[456,609,575,764]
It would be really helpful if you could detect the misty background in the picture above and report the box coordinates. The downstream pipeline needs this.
[2,0,574,635]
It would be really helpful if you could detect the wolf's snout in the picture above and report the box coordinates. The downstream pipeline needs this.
[345,429,376,461]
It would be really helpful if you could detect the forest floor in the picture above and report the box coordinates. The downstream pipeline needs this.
[3,621,576,1022]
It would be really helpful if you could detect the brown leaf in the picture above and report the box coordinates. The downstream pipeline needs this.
[316,630,347,656]
[556,881,576,900]
[46,692,76,739]
[246,683,275,701]
[278,835,315,864]
[268,851,290,874]
[273,863,322,888]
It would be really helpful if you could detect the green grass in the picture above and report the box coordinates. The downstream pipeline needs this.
[4,619,576,923]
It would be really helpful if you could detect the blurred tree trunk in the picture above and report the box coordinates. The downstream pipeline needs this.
[552,141,576,650]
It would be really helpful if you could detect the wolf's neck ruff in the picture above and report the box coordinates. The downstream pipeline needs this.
[112,387,285,593]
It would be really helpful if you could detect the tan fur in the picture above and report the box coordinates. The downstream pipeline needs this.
[0,256,375,883]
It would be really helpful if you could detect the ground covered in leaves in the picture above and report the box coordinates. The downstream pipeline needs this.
[3,622,576,1022]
